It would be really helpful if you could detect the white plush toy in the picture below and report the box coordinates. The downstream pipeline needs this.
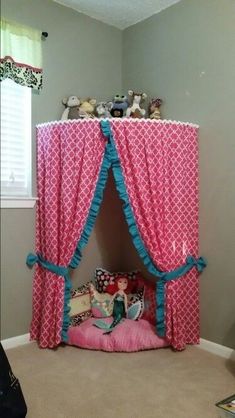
[61,95,81,120]
[96,101,113,118]
[126,90,147,118]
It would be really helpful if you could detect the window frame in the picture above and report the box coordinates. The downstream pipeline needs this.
[0,79,37,208]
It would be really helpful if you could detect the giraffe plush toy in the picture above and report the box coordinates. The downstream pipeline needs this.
[126,90,147,118]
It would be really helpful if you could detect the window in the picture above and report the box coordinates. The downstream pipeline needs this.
[0,78,32,200]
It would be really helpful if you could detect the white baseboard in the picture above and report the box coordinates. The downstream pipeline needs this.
[1,333,234,359]
[199,338,235,360]
[1,333,31,350]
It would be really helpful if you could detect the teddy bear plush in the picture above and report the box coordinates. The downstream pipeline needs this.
[149,98,163,119]
[61,95,81,120]
[110,94,129,118]
[126,90,147,118]
[78,98,97,118]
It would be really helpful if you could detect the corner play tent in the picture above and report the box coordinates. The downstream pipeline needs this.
[27,118,206,351]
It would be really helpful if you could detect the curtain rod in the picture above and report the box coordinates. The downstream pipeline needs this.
[42,32,48,38]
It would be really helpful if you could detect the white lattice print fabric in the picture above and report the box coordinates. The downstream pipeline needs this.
[31,120,106,348]
[31,119,200,350]
[111,120,199,350]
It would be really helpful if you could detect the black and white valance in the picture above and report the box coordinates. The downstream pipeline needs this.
[0,19,43,90]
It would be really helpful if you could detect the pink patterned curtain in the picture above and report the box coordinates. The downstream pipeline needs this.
[111,120,199,350]
[30,120,105,348]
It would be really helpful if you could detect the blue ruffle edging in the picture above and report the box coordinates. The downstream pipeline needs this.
[69,145,111,269]
[64,119,207,340]
[100,120,207,337]
[62,135,112,341]
[61,273,72,343]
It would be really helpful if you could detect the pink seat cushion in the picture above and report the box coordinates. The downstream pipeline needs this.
[67,318,168,352]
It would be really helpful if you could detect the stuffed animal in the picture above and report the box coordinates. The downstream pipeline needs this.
[149,98,163,119]
[79,98,97,118]
[96,101,113,118]
[110,94,129,118]
[61,95,81,120]
[126,90,147,118]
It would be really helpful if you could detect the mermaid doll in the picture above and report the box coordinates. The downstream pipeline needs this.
[94,277,133,333]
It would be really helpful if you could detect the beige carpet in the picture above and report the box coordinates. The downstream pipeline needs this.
[5,343,235,418]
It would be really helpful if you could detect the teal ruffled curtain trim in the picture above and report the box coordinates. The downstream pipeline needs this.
[101,120,166,278]
[61,273,72,342]
[100,120,207,337]
[27,120,207,344]
[26,252,72,343]
[156,279,166,337]
[69,144,111,269]
[67,132,113,342]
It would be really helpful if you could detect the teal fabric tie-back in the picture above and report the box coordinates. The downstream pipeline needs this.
[162,255,207,281]
[156,255,207,337]
[26,252,69,276]
[186,255,207,272]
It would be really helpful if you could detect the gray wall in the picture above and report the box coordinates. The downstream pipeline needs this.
[1,0,235,349]
[0,0,123,339]
[123,0,235,349]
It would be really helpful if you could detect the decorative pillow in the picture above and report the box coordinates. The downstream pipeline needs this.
[127,302,142,320]
[89,284,114,318]
[141,281,156,326]
[69,282,92,326]
[94,267,140,293]
[127,287,145,320]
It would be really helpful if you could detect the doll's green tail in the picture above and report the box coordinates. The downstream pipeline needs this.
[93,315,123,333]
[93,320,111,330]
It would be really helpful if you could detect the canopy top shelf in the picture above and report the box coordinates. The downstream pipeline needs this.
[36,118,199,129]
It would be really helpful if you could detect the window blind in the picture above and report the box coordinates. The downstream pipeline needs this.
[0,79,32,197]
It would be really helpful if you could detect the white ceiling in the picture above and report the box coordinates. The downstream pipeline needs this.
[53,0,182,30]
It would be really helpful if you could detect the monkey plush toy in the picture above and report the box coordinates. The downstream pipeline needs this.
[61,95,81,120]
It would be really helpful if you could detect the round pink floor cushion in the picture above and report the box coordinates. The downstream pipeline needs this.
[67,317,168,352]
